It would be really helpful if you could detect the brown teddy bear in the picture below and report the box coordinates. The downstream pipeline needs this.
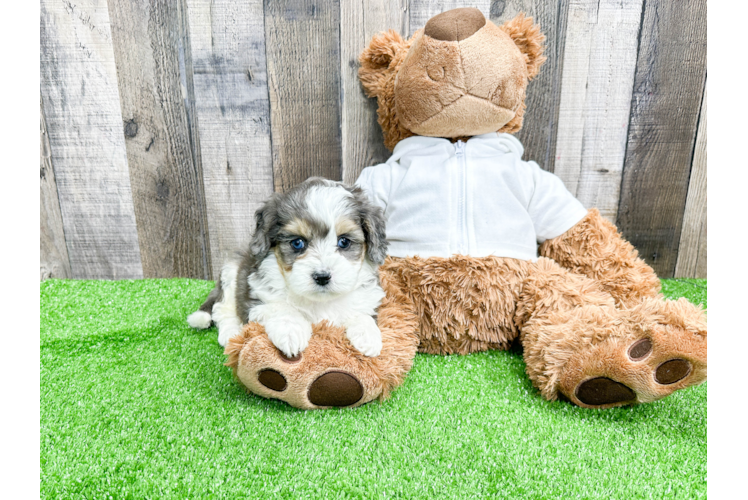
[224,8,707,410]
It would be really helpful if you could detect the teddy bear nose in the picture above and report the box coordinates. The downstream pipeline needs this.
[424,7,486,42]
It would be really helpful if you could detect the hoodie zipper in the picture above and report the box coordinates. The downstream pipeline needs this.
[454,140,468,255]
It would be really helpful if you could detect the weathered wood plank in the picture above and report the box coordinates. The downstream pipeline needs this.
[616,0,707,277]
[340,0,408,184]
[675,85,707,279]
[552,0,644,222]
[107,0,211,279]
[40,97,72,281]
[40,0,143,279]
[489,0,569,171]
[408,0,490,37]
[264,0,343,192]
[185,0,275,277]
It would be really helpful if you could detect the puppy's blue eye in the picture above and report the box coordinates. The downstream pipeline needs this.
[337,237,351,249]
[290,239,305,251]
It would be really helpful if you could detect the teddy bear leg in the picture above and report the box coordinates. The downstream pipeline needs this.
[381,255,528,355]
[518,258,707,409]
[223,274,420,410]
[538,208,661,308]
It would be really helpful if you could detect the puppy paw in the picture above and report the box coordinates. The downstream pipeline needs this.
[345,319,383,357]
[263,315,313,358]
[217,325,242,348]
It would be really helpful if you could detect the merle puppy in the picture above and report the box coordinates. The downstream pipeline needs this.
[188,178,388,357]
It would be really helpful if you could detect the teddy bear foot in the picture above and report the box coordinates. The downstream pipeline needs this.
[557,299,707,409]
[224,320,418,410]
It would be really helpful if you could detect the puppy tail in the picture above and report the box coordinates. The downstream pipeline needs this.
[187,310,212,329]
[187,281,222,330]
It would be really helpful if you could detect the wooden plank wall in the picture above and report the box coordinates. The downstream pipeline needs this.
[185,0,275,278]
[40,0,707,280]
[553,0,644,221]
[40,97,72,280]
[340,0,408,184]
[674,84,707,278]
[617,0,707,277]
[41,0,143,279]
[107,0,211,279]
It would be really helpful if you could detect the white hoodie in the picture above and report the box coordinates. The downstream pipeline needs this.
[355,132,588,261]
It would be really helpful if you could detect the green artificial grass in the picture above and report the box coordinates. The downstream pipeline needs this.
[40,278,707,499]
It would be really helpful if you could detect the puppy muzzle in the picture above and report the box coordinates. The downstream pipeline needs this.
[312,272,332,286]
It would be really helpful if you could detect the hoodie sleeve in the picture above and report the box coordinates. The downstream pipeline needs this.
[525,160,588,243]
[355,164,391,213]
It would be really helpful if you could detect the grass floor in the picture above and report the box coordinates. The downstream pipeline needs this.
[40,278,707,499]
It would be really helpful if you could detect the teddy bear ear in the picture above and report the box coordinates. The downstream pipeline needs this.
[358,30,407,97]
[498,13,546,80]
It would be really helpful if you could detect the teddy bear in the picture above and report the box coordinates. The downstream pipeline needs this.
[224,8,707,410]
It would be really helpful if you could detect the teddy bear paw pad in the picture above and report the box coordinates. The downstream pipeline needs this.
[628,338,652,360]
[655,359,692,385]
[258,369,287,392]
[565,329,705,409]
[308,371,364,407]
[575,377,636,406]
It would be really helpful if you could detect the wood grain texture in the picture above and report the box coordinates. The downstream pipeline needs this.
[675,86,707,279]
[264,0,342,191]
[617,0,707,277]
[489,0,569,171]
[108,0,211,279]
[553,0,644,222]
[40,0,143,279]
[340,0,408,184]
[40,97,72,280]
[408,0,490,37]
[39,0,707,278]
[185,0,275,277]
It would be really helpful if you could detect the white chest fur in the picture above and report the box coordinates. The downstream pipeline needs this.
[247,253,384,326]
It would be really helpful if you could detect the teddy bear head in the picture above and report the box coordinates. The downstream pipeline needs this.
[359,8,546,150]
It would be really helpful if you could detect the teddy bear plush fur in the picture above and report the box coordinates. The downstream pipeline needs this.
[359,7,544,148]
[224,8,706,410]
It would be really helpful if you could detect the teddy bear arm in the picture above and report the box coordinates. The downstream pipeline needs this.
[222,265,421,409]
[538,208,661,307]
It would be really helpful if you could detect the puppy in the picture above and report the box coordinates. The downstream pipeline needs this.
[187,177,388,357]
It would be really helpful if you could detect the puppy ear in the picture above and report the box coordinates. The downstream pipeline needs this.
[498,13,546,80]
[362,205,389,266]
[349,186,388,266]
[248,196,278,261]
[358,30,407,98]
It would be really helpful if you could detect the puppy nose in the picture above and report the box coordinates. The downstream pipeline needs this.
[424,7,486,42]
[313,272,332,286]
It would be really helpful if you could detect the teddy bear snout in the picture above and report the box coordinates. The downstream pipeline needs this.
[424,7,486,42]
[393,15,530,138]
